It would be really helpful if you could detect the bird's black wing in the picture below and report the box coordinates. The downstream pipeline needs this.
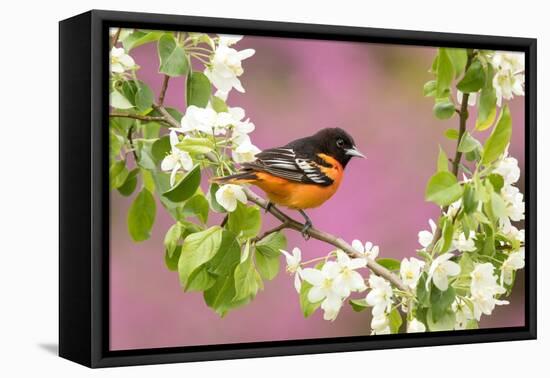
[241,147,334,186]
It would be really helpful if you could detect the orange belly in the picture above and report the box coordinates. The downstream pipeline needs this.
[253,154,343,209]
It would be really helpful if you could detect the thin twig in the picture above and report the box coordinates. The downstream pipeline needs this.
[252,222,289,243]
[110,113,167,123]
[154,104,409,292]
[127,125,139,163]
[158,75,171,106]
[111,28,121,47]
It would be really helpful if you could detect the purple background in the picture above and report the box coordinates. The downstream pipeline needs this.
[110,35,525,350]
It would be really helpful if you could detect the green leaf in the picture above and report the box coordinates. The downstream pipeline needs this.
[211,96,229,112]
[135,139,158,170]
[490,191,507,220]
[134,81,154,111]
[187,266,216,292]
[415,273,430,308]
[446,48,468,78]
[182,194,209,224]
[176,137,215,154]
[158,34,189,77]
[123,30,164,51]
[444,128,459,140]
[255,249,280,281]
[255,231,286,280]
[164,222,184,257]
[141,122,161,139]
[186,72,212,108]
[457,131,481,153]
[433,99,455,120]
[462,183,477,214]
[151,135,171,163]
[423,80,437,97]
[117,168,139,196]
[349,298,369,312]
[203,231,246,316]
[482,104,512,165]
[162,164,201,202]
[165,245,182,271]
[487,173,504,193]
[178,226,223,289]
[127,188,156,242]
[375,258,401,271]
[110,90,134,109]
[480,223,495,256]
[388,308,403,333]
[457,59,485,93]
[300,280,322,318]
[227,203,262,239]
[437,145,449,172]
[440,216,454,253]
[233,250,261,302]
[208,184,227,213]
[436,49,454,97]
[425,171,463,206]
[427,308,456,331]
[256,231,287,257]
[476,80,497,131]
[430,286,456,322]
[109,131,123,161]
[109,160,128,189]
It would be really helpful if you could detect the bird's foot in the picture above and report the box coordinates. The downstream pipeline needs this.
[301,221,312,240]
[265,201,273,213]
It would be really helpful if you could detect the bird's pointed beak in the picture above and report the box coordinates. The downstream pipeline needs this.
[345,146,366,158]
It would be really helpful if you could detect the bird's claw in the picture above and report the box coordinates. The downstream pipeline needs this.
[265,201,272,213]
[301,222,312,240]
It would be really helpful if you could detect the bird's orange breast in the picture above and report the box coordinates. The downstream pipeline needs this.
[253,153,344,209]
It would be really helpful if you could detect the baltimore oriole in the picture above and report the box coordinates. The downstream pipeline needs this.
[213,128,365,237]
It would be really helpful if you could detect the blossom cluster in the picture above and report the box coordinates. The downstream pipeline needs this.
[156,34,261,206]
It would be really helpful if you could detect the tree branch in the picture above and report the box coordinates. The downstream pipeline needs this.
[152,104,409,291]
[157,75,171,106]
[426,50,474,254]
[110,112,167,123]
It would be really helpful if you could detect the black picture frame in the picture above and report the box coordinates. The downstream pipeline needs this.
[59,9,537,368]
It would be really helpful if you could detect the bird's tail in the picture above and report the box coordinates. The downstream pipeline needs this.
[211,170,258,184]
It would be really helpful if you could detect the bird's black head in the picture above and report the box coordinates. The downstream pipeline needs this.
[312,127,365,168]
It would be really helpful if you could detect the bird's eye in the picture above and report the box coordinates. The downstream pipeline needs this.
[336,139,345,148]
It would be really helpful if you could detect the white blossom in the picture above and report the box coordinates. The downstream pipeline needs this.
[469,263,508,320]
[160,130,193,186]
[205,43,255,93]
[426,253,460,291]
[499,185,525,232]
[333,250,367,296]
[351,240,380,259]
[218,34,243,46]
[400,257,424,290]
[452,299,474,330]
[418,219,437,248]
[371,314,391,335]
[494,153,521,185]
[179,106,219,134]
[407,318,426,333]
[280,247,302,293]
[501,248,525,286]
[490,52,525,106]
[215,184,247,212]
[366,275,393,317]
[453,232,477,252]
[301,262,347,321]
[232,136,261,163]
[110,47,136,73]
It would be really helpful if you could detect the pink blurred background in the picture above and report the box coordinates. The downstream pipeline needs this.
[110,34,525,351]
